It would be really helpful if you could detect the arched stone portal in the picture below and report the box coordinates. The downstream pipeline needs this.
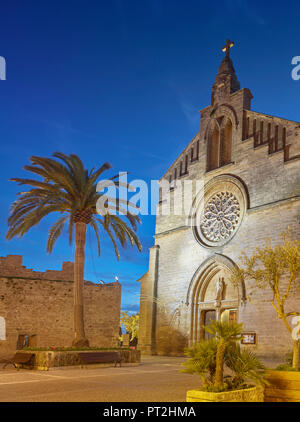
[186,254,246,345]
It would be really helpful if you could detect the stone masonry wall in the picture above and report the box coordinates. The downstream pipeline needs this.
[0,255,121,353]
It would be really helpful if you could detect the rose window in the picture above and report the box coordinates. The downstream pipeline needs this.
[200,192,240,242]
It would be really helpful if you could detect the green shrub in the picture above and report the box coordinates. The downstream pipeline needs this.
[275,352,300,371]
[285,352,293,366]
[276,364,297,371]
[181,321,267,392]
[225,343,268,388]
[181,338,218,387]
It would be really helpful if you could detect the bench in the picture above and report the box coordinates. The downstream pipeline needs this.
[78,352,122,367]
[1,352,34,370]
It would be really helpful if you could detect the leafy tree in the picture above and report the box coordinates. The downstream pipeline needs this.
[231,229,300,370]
[120,311,139,342]
[6,153,142,347]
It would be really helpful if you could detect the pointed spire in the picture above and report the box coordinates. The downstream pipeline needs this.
[211,39,240,106]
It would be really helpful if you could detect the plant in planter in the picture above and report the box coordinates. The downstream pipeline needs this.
[263,352,300,402]
[182,321,267,402]
[275,351,299,372]
[225,343,267,390]
[181,338,218,388]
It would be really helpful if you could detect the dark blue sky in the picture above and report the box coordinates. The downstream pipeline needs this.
[0,0,300,312]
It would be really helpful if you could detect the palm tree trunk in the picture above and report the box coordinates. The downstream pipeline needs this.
[292,339,299,370]
[215,338,226,388]
[72,221,89,347]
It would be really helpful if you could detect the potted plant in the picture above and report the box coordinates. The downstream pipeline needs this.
[182,321,267,402]
[264,353,300,402]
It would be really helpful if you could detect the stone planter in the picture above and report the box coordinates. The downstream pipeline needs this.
[15,349,141,370]
[265,370,300,402]
[186,386,264,402]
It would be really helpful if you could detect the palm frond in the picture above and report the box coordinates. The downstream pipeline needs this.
[89,218,101,256]
[7,153,142,260]
[225,343,268,386]
[204,320,243,341]
[47,215,68,253]
[99,218,120,260]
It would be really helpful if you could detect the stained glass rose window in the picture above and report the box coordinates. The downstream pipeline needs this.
[200,192,241,242]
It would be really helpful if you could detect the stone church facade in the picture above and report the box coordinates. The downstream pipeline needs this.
[138,41,300,358]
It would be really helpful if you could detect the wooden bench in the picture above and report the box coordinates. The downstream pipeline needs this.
[78,352,122,367]
[1,352,34,370]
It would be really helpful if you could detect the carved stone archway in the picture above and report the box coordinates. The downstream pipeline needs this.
[186,254,246,345]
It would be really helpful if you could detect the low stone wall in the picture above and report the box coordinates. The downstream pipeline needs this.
[16,349,141,370]
[0,255,121,351]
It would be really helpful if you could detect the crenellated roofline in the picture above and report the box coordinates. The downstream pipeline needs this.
[159,131,200,181]
[159,106,300,183]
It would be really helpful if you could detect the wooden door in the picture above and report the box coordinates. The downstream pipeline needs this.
[204,310,216,339]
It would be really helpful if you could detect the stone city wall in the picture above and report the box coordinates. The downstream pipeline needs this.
[0,255,121,353]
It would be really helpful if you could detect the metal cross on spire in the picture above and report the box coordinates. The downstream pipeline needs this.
[222,39,234,58]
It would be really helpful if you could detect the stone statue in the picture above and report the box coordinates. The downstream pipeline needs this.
[215,277,225,301]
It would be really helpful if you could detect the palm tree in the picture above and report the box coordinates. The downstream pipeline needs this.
[181,338,218,387]
[225,343,267,388]
[6,153,142,347]
[181,328,267,391]
[204,321,243,388]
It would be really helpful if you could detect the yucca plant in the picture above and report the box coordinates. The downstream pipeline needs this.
[6,152,142,347]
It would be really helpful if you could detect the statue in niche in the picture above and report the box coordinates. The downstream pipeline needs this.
[215,277,225,302]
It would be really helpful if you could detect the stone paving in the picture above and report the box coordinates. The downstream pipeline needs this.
[0,355,282,402]
[0,356,199,402]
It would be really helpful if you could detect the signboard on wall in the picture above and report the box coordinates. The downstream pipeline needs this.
[241,332,256,345]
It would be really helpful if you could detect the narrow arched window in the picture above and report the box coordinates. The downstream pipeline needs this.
[207,120,220,171]
[220,118,232,166]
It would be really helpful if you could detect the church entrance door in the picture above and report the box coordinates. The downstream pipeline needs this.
[189,256,244,345]
[204,310,216,339]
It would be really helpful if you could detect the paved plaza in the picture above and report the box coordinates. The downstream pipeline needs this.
[0,356,202,402]
[0,355,282,402]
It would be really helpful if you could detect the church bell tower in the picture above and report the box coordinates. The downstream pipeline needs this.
[211,39,241,106]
